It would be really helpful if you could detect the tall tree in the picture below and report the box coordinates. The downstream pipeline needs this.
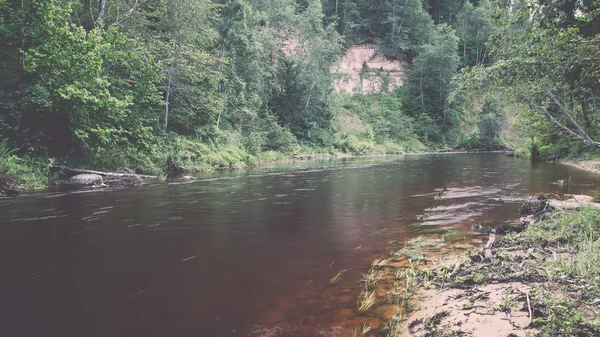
[406,24,460,138]
[381,0,434,58]
[124,0,222,135]
[454,0,494,67]
[0,0,160,155]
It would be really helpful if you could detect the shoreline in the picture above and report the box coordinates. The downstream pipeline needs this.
[370,194,600,337]
[2,149,514,196]
[560,160,600,175]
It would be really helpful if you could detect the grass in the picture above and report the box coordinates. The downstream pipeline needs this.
[357,291,376,312]
[371,258,391,269]
[329,269,347,285]
[352,323,372,337]
[369,201,600,336]
[0,139,52,192]
[393,236,445,262]
[498,294,516,313]
[361,269,382,289]
[419,206,600,336]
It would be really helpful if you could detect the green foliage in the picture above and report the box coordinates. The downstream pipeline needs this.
[165,135,253,171]
[522,207,600,336]
[455,0,600,155]
[332,90,426,154]
[454,0,494,67]
[406,24,460,140]
[456,96,505,150]
[0,140,50,190]
[381,0,434,57]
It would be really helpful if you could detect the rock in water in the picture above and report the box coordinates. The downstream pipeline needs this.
[68,174,104,185]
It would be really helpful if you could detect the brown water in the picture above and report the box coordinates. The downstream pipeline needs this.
[1,154,599,337]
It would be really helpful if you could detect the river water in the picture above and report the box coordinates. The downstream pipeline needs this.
[1,154,598,337]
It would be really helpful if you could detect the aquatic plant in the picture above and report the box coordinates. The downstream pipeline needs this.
[357,291,376,312]
[329,269,347,285]
[352,323,372,337]
[371,258,391,269]
[361,270,382,289]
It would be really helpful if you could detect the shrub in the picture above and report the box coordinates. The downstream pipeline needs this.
[0,139,51,190]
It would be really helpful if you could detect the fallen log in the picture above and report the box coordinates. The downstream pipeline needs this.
[53,165,156,179]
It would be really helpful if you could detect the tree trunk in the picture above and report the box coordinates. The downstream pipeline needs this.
[97,0,106,26]
[420,67,424,107]
[17,0,26,130]
[216,3,230,130]
[548,91,596,146]
[163,70,172,135]
[581,99,592,129]
[391,0,396,44]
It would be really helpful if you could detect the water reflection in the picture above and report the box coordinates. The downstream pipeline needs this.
[0,154,598,337]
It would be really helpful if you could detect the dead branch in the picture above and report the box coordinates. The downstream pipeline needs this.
[519,290,533,327]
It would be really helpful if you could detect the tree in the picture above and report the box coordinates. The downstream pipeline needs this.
[457,0,600,152]
[215,0,265,131]
[406,24,460,139]
[425,0,464,25]
[454,0,494,67]
[256,0,343,144]
[381,0,434,58]
[0,0,160,155]
[124,0,222,136]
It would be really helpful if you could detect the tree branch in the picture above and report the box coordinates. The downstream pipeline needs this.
[112,0,149,27]
[96,0,106,26]
[531,102,600,148]
[547,90,597,146]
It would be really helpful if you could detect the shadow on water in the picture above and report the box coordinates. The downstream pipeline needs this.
[0,154,599,337]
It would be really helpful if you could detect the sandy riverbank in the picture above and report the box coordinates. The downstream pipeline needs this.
[392,194,600,337]
[561,160,600,175]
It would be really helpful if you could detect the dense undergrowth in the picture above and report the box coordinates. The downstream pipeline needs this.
[0,139,51,192]
[0,91,434,191]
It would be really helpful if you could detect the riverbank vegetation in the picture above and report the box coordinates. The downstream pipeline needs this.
[361,196,600,336]
[1,0,600,191]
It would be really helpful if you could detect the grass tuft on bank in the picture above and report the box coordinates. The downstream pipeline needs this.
[0,140,51,193]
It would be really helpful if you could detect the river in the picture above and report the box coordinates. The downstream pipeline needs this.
[1,153,598,337]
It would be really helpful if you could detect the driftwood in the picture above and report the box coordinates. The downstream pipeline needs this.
[53,165,156,179]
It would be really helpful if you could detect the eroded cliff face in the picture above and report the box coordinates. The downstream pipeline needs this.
[333,44,407,94]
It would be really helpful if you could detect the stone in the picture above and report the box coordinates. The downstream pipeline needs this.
[67,174,104,185]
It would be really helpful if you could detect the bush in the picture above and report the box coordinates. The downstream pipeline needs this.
[333,133,377,154]
[167,136,253,171]
[455,128,504,150]
[264,123,297,153]
[0,139,51,190]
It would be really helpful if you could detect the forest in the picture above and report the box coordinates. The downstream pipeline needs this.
[1,0,599,189]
